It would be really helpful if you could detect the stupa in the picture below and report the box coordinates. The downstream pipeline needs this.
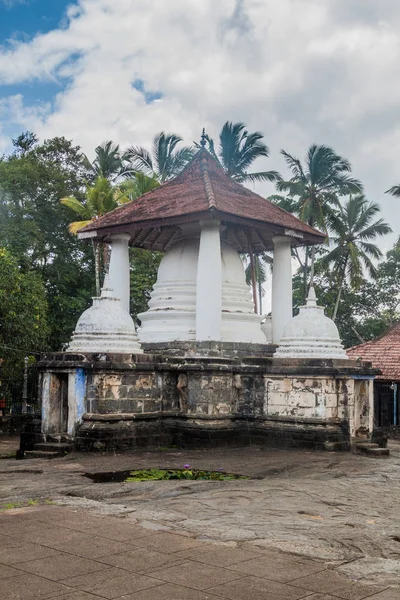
[274,287,348,359]
[67,275,142,355]
[35,140,379,452]
[78,143,324,347]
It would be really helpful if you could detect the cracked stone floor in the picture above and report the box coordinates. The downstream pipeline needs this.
[0,439,400,599]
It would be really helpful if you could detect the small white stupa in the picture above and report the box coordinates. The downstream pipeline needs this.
[67,274,142,354]
[274,287,348,360]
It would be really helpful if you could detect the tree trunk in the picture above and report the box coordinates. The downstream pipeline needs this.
[249,251,258,313]
[309,245,316,289]
[303,246,309,304]
[332,259,348,321]
[258,272,263,315]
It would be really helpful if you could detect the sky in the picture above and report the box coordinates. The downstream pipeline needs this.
[0,0,399,257]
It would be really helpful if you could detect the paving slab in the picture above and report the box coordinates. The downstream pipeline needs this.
[290,569,387,599]
[60,568,163,599]
[0,542,60,564]
[130,531,207,553]
[97,546,185,573]
[0,572,72,599]
[119,582,226,599]
[174,544,263,567]
[366,591,400,600]
[48,593,102,600]
[226,551,327,583]
[0,564,25,580]
[150,560,244,590]
[13,552,106,581]
[208,575,311,600]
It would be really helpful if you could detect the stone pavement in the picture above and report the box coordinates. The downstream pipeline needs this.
[0,504,398,600]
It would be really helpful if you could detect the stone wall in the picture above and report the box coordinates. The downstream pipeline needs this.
[38,353,377,451]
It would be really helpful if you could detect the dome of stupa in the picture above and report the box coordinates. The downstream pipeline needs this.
[274,287,348,360]
[67,275,142,354]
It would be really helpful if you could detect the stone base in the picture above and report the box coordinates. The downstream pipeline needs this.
[37,352,380,453]
[141,341,276,358]
[75,413,350,452]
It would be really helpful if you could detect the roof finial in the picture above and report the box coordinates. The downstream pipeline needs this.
[200,128,207,148]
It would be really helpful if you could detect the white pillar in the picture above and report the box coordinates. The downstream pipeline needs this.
[108,233,130,313]
[196,220,222,341]
[272,235,292,344]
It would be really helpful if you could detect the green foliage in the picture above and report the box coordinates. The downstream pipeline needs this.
[130,248,162,322]
[0,134,94,352]
[198,121,280,184]
[83,140,129,181]
[294,236,400,347]
[0,247,48,371]
[126,132,194,182]
[125,468,248,481]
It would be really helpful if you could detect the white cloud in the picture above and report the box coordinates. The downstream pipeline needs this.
[0,0,399,246]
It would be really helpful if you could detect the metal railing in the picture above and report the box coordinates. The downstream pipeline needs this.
[0,355,40,415]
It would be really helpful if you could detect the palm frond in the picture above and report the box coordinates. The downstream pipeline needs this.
[68,219,93,235]
[385,184,400,197]
[60,196,91,219]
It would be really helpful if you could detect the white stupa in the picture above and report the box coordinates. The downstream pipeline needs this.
[138,239,265,344]
[67,275,142,354]
[274,287,348,360]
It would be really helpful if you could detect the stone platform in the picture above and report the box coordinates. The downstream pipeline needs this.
[37,351,378,452]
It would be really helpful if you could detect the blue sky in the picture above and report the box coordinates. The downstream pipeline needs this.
[0,0,68,41]
[0,0,71,140]
[0,0,399,249]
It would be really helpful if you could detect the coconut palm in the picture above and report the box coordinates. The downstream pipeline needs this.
[244,253,272,314]
[385,183,400,198]
[61,177,131,295]
[199,122,280,184]
[83,140,129,181]
[115,172,160,202]
[125,132,194,182]
[322,194,392,320]
[276,144,363,297]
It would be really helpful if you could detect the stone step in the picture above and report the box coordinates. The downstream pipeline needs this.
[47,433,73,444]
[355,443,390,457]
[356,442,379,449]
[24,450,63,459]
[34,443,72,453]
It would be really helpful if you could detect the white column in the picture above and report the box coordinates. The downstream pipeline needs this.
[272,235,293,344]
[108,233,130,313]
[196,220,222,341]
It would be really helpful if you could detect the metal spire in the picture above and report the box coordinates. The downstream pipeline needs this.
[200,128,207,148]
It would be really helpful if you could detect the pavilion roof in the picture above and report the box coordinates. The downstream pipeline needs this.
[347,322,400,380]
[78,148,326,253]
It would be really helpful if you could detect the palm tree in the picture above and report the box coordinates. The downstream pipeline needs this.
[199,122,280,183]
[83,141,129,181]
[61,177,130,295]
[244,253,272,314]
[125,132,194,182]
[385,183,400,198]
[115,172,160,202]
[276,145,363,299]
[322,194,392,320]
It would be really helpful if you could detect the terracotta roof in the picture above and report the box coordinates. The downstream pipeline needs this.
[347,322,400,380]
[78,149,326,252]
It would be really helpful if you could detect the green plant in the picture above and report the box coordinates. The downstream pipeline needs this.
[124,468,248,482]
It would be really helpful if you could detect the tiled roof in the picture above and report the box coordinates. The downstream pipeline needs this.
[79,149,325,251]
[347,322,400,380]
